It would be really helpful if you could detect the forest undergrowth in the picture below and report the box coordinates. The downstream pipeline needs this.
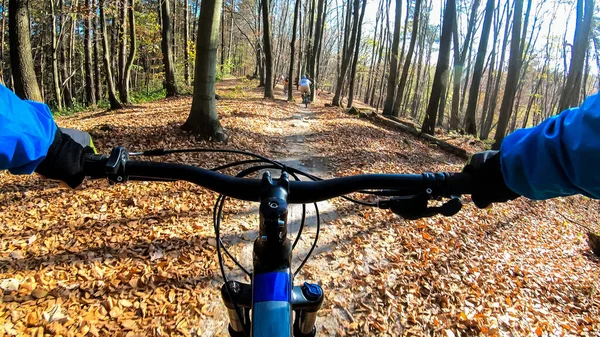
[0,79,598,337]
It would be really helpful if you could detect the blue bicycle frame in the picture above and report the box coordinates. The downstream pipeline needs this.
[252,271,293,335]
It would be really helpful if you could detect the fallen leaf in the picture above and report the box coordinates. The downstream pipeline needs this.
[0,278,19,292]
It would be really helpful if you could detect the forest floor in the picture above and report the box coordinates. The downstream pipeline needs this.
[0,78,599,337]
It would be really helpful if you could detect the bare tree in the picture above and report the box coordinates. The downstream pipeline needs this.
[332,0,359,106]
[99,0,123,109]
[161,0,178,96]
[347,0,367,108]
[492,0,524,149]
[382,0,402,115]
[261,0,274,98]
[421,0,455,135]
[558,0,594,111]
[450,0,481,130]
[94,0,103,101]
[288,0,301,101]
[121,0,136,104]
[184,0,191,85]
[463,0,495,135]
[392,0,422,116]
[84,0,96,106]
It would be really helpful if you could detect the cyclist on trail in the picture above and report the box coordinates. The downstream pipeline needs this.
[283,77,289,95]
[2,78,600,210]
[299,75,312,101]
[0,84,95,188]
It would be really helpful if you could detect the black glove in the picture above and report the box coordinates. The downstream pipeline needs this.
[34,127,96,188]
[462,150,520,208]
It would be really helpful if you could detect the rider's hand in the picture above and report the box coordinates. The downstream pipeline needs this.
[462,150,520,208]
[34,127,96,188]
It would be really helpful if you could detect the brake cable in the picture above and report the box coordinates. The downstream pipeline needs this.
[132,147,393,335]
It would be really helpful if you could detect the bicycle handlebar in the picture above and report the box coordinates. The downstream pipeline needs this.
[84,147,474,204]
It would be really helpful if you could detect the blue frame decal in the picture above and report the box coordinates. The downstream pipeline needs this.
[253,272,291,303]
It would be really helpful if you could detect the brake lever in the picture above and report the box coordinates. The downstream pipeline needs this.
[377,194,462,220]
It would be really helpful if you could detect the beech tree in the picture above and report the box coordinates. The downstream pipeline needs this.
[182,0,227,142]
[421,0,455,135]
[463,0,494,135]
[161,0,178,97]
[493,0,524,149]
[9,0,42,102]
[261,0,274,98]
[558,0,594,111]
[99,0,123,109]
[382,0,402,116]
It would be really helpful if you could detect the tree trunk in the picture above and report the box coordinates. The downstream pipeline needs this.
[0,0,6,85]
[347,0,367,108]
[308,0,325,100]
[117,0,126,97]
[49,0,63,110]
[161,0,178,96]
[382,0,402,115]
[437,83,448,128]
[463,0,494,135]
[220,4,225,67]
[184,0,190,85]
[9,0,42,101]
[61,4,74,110]
[480,0,512,140]
[100,0,123,109]
[508,89,522,133]
[83,0,96,106]
[392,0,422,116]
[173,0,177,60]
[182,0,227,142]
[492,0,523,149]
[450,0,481,130]
[121,0,136,104]
[421,0,455,135]
[94,0,103,101]
[479,18,498,132]
[370,8,387,106]
[558,0,594,111]
[288,0,300,101]
[314,0,327,86]
[261,0,274,98]
[365,0,382,104]
[332,0,360,106]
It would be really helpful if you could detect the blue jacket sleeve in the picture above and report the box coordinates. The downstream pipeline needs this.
[500,93,600,200]
[0,84,57,174]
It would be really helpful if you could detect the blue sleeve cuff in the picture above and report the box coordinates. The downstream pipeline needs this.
[500,93,600,200]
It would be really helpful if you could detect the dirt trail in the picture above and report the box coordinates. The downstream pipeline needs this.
[222,99,347,334]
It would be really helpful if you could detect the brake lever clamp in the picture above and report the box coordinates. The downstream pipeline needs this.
[105,147,129,184]
[378,194,462,220]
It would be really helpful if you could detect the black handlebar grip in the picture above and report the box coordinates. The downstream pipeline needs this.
[445,172,474,196]
[83,153,109,179]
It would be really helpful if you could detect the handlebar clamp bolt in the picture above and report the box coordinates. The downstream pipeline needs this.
[426,188,432,195]
[228,281,240,295]
[117,176,123,182]
[268,201,279,209]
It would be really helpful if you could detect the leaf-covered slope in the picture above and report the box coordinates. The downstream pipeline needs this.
[0,81,598,336]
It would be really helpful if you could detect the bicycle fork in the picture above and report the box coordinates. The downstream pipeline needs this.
[221,281,324,337]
